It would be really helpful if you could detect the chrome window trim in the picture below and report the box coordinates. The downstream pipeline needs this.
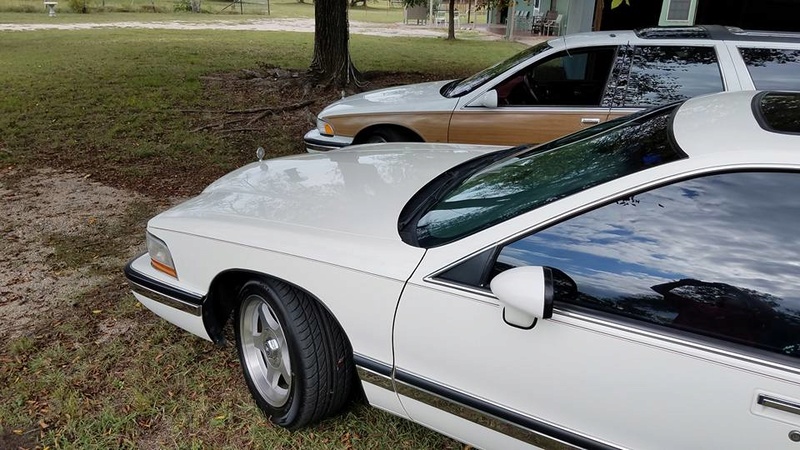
[423,278,800,380]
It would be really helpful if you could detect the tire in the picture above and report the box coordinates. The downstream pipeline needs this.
[234,278,354,430]
[363,127,415,144]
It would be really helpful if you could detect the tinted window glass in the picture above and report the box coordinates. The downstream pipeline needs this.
[623,46,723,107]
[414,104,685,247]
[495,47,616,106]
[495,172,800,359]
[757,92,800,134]
[741,48,800,90]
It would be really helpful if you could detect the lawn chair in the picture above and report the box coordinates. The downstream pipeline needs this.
[544,13,563,36]
[516,11,533,32]
[532,10,558,35]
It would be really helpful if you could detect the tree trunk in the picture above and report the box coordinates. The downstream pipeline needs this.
[308,0,363,88]
[447,0,456,40]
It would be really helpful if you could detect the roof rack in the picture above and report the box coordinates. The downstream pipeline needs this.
[635,25,800,42]
[635,26,710,39]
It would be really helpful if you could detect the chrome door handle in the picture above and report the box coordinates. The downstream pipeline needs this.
[758,394,800,416]
[581,118,601,125]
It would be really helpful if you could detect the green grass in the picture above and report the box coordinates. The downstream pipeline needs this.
[0,29,524,193]
[0,290,463,449]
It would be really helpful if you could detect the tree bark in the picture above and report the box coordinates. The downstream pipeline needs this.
[447,0,456,40]
[308,0,363,88]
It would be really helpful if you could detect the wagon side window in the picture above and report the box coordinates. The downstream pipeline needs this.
[622,45,724,107]
[492,171,800,361]
[495,47,617,107]
[740,48,800,90]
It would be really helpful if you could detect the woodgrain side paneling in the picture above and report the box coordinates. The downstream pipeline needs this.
[448,109,613,146]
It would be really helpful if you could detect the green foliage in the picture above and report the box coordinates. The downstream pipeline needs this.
[173,0,191,11]
[611,0,631,8]
[68,0,87,12]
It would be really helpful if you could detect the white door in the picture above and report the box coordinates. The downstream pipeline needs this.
[393,170,800,449]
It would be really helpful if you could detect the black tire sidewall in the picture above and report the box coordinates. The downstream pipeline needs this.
[234,280,305,427]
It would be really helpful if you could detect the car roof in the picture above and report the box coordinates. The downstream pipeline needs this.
[550,25,800,49]
[671,91,800,162]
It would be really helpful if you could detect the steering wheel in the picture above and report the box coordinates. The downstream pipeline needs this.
[522,71,540,104]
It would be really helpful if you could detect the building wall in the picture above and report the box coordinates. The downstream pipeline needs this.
[600,0,800,32]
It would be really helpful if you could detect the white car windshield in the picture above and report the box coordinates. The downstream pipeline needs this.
[413,104,687,247]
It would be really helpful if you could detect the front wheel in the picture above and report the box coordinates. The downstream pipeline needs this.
[234,279,354,430]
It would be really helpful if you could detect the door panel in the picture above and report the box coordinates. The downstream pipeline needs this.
[448,108,610,146]
[394,284,800,449]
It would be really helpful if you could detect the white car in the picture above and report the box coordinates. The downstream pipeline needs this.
[127,90,800,449]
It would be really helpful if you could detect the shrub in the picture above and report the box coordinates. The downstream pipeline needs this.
[68,0,89,13]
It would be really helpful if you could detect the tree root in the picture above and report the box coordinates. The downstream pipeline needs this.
[189,100,315,134]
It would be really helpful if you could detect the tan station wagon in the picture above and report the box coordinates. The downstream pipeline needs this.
[304,25,800,151]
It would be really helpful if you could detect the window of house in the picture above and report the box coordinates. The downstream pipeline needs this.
[622,46,724,107]
[491,171,800,359]
[740,48,800,91]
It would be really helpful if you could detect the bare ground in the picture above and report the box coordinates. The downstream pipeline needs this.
[0,167,151,340]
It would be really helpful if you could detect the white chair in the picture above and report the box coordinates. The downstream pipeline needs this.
[544,14,563,36]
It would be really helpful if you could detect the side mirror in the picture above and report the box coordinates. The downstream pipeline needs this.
[490,266,554,329]
[474,90,498,109]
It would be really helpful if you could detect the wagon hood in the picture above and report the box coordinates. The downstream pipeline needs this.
[151,143,500,246]
[320,80,456,116]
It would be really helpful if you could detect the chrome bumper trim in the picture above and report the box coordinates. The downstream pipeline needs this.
[303,129,353,152]
[128,280,202,316]
[124,256,204,317]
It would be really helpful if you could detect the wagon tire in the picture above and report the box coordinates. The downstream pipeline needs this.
[234,278,354,430]
[363,127,416,143]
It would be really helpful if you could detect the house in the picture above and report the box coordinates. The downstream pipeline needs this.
[487,0,800,39]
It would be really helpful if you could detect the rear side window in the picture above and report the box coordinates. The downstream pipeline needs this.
[740,48,800,90]
[623,46,724,107]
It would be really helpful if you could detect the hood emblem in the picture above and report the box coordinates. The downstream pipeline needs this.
[256,146,265,162]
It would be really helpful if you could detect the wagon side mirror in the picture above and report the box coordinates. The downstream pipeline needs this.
[473,90,498,109]
[490,266,554,329]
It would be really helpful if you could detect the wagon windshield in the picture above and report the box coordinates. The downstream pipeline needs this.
[442,41,551,98]
[413,104,687,247]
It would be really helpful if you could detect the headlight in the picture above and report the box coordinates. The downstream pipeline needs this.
[146,232,177,278]
[317,118,335,136]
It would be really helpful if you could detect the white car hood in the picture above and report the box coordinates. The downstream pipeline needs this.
[152,143,500,244]
[321,80,456,115]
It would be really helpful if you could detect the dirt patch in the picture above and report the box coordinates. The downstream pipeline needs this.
[0,429,38,450]
[0,167,149,340]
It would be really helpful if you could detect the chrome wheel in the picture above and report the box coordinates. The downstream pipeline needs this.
[239,294,292,407]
